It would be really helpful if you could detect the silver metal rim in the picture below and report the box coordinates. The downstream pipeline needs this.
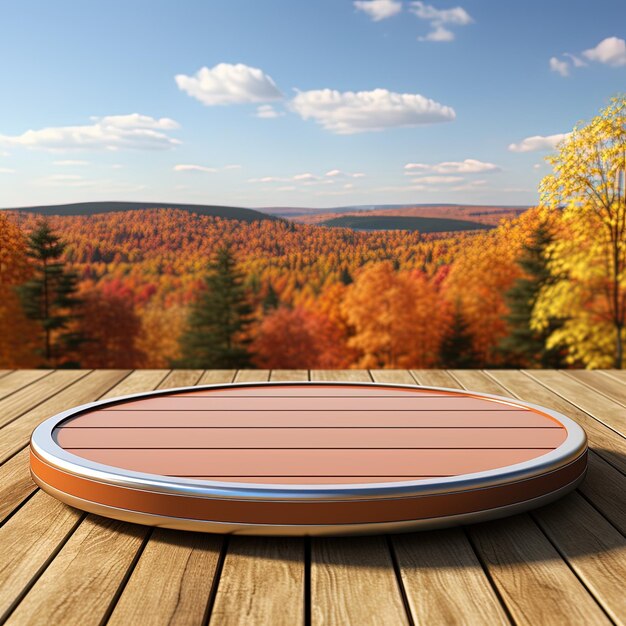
[30,381,588,502]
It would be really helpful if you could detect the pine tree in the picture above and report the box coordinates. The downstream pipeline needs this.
[175,244,253,368]
[262,282,280,312]
[499,223,565,367]
[17,221,85,367]
[439,304,479,368]
[340,266,353,286]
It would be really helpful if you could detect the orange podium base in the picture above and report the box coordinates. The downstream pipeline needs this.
[30,382,587,535]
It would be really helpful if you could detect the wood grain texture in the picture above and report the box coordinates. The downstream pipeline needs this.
[392,530,510,626]
[0,370,129,464]
[564,370,626,408]
[108,529,223,626]
[0,449,36,524]
[525,370,626,436]
[469,515,611,626]
[311,536,409,626]
[0,369,88,429]
[533,492,626,625]
[0,491,83,622]
[5,516,146,626]
[210,537,304,626]
[0,370,51,401]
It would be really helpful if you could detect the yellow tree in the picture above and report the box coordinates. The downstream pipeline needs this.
[534,96,626,368]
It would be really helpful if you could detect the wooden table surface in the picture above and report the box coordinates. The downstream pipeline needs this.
[0,368,624,626]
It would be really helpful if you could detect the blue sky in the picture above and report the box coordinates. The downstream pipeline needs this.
[0,0,625,209]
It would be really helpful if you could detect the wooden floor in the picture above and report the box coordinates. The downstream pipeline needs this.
[0,369,624,626]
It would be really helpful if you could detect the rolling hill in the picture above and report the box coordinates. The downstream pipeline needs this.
[320,215,494,233]
[4,201,278,222]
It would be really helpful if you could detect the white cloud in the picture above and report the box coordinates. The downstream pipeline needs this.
[420,25,455,42]
[289,88,455,134]
[255,104,285,118]
[412,175,464,184]
[325,169,365,178]
[292,172,319,181]
[508,133,571,153]
[0,114,180,152]
[451,179,488,191]
[173,164,218,174]
[564,53,587,68]
[549,56,569,77]
[410,1,473,42]
[53,159,90,166]
[224,164,242,170]
[354,0,401,21]
[404,158,499,174]
[248,176,287,183]
[583,36,626,66]
[0,167,15,174]
[175,63,282,106]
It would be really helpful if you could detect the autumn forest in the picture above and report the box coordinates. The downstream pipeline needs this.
[1,98,625,370]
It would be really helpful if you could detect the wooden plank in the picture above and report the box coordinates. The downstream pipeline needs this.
[565,370,626,408]
[484,370,626,475]
[0,491,83,622]
[370,369,509,626]
[410,369,456,388]
[97,369,169,399]
[393,530,510,626]
[469,515,611,626]
[309,369,408,626]
[0,370,129,465]
[198,369,237,384]
[525,370,626,437]
[0,370,51,401]
[0,369,88,429]
[5,516,146,626]
[210,537,304,626]
[369,369,416,384]
[579,451,626,534]
[0,449,35,524]
[108,530,223,626]
[311,536,409,626]
[0,369,12,378]
[310,369,371,382]
[533,492,626,624]
[270,369,309,381]
[207,368,305,626]
[412,370,611,626]
[234,369,271,383]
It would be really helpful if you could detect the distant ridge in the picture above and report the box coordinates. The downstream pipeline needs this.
[3,201,278,222]
[320,215,494,233]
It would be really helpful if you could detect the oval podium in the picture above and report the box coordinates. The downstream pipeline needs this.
[30,382,587,535]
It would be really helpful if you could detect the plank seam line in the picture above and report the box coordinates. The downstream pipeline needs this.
[520,370,626,441]
[0,369,94,434]
[0,370,55,403]
[0,511,87,625]
[201,536,229,626]
[387,535,416,626]
[529,510,618,624]
[57,426,563,430]
[573,487,626,539]
[100,526,153,626]
[61,446,558,450]
[561,370,626,411]
[461,526,515,626]
[0,487,39,529]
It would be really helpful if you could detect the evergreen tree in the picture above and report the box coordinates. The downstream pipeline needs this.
[175,244,253,368]
[340,266,353,286]
[439,304,479,368]
[17,221,84,367]
[499,223,566,367]
[262,282,280,312]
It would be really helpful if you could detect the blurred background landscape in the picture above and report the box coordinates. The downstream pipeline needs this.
[0,1,624,370]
